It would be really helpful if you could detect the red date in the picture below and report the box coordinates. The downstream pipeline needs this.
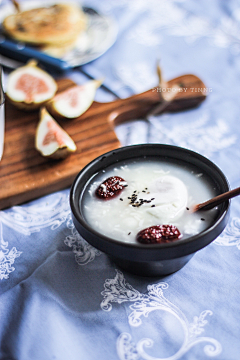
[137,225,182,244]
[95,176,127,199]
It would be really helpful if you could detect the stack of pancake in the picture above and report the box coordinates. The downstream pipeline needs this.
[2,3,87,57]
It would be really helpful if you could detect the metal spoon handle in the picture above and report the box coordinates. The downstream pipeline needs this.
[193,186,240,212]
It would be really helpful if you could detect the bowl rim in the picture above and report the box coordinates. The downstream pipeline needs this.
[70,144,230,255]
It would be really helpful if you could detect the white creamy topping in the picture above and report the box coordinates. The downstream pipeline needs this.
[145,175,188,222]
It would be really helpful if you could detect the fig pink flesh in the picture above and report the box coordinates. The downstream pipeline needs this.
[43,120,68,147]
[15,73,49,102]
[54,86,84,108]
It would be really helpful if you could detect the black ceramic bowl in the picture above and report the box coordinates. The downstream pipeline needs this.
[70,144,230,276]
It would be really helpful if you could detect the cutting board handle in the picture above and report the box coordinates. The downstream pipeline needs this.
[108,74,207,126]
[1,75,207,209]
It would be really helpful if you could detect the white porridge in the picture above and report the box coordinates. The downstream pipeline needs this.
[81,158,219,243]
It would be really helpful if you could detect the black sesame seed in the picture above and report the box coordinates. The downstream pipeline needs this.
[151,205,155,207]
[128,232,131,235]
[201,218,205,221]
[186,207,189,210]
[120,198,123,201]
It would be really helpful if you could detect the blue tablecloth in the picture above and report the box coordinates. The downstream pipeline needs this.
[1,0,240,359]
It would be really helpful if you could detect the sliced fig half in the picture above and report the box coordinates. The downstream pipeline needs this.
[6,60,57,111]
[46,79,102,119]
[36,108,77,160]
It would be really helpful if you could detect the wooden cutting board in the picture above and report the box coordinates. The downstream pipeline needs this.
[0,74,206,210]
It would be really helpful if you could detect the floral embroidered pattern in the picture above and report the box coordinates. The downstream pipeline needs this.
[0,193,70,235]
[0,191,100,274]
[189,311,213,336]
[0,221,22,280]
[148,113,237,157]
[104,0,240,53]
[215,217,240,249]
[101,270,222,360]
[115,62,157,93]
[64,213,102,265]
[101,268,141,311]
[0,193,70,280]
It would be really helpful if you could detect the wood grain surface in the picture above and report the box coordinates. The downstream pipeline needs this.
[0,74,206,210]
